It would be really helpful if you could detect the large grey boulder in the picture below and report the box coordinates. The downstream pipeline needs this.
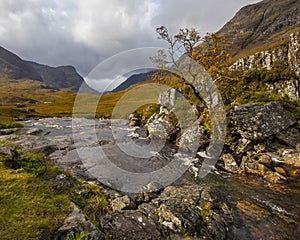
[146,106,179,140]
[231,102,296,140]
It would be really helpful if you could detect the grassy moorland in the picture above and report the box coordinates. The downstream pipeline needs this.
[0,77,160,128]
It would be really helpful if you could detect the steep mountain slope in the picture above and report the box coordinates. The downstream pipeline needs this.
[217,0,300,58]
[0,47,42,81]
[27,61,84,92]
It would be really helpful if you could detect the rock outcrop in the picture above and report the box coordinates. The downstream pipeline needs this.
[230,32,300,100]
[101,185,231,239]
[230,32,300,74]
[222,101,300,183]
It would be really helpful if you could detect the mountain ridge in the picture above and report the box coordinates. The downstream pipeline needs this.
[0,46,86,92]
[217,0,300,58]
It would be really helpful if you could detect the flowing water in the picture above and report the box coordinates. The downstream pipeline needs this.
[10,118,300,239]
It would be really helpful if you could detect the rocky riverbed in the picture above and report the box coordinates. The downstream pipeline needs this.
[0,112,299,239]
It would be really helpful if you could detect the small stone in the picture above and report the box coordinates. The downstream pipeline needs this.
[274,167,286,176]
[111,196,135,212]
[56,174,67,180]
[264,170,286,183]
[26,128,42,135]
[221,153,238,173]
[244,162,267,177]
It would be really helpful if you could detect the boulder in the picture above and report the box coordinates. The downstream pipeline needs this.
[176,123,207,152]
[231,102,296,140]
[100,210,162,240]
[146,107,179,140]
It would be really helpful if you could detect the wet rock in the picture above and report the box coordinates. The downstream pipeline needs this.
[101,185,231,239]
[221,153,238,173]
[245,162,267,177]
[141,185,230,239]
[231,102,296,140]
[236,200,270,221]
[55,202,102,240]
[231,138,252,156]
[111,196,136,212]
[275,126,300,148]
[26,128,43,135]
[239,156,267,177]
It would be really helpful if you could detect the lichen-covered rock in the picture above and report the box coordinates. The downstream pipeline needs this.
[101,185,231,239]
[100,210,162,240]
[263,170,286,183]
[111,195,136,212]
[221,153,238,173]
[55,202,102,240]
[231,102,296,140]
[281,152,300,168]
[176,123,207,152]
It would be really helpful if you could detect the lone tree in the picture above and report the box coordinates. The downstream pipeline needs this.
[151,26,235,104]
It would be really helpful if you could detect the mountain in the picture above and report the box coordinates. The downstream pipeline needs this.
[27,61,84,92]
[0,46,91,92]
[217,0,300,58]
[111,71,153,92]
[0,46,42,81]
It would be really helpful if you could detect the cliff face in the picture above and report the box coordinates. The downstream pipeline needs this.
[230,32,300,100]
[288,32,300,77]
[230,32,299,72]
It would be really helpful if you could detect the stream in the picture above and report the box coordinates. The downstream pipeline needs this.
[2,117,300,239]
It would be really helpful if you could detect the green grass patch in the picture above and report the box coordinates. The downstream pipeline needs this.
[0,143,109,239]
[0,162,71,240]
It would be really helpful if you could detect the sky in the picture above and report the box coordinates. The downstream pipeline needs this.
[0,0,261,90]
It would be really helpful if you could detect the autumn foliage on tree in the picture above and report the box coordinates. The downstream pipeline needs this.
[151,26,234,105]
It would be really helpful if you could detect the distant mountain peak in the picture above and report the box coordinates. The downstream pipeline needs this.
[111,71,154,92]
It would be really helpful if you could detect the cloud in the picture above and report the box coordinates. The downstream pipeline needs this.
[0,0,260,87]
